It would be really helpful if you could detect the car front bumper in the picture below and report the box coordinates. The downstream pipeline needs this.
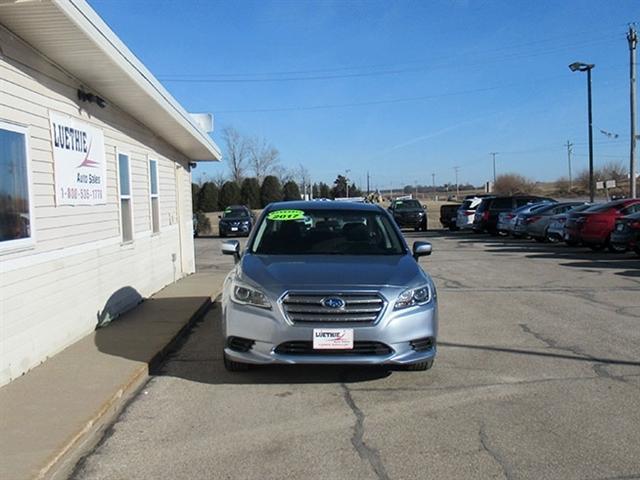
[222,298,438,366]
[394,216,426,229]
[220,223,251,235]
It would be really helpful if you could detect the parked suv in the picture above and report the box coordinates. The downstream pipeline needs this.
[456,195,488,230]
[388,199,427,231]
[220,201,438,372]
[473,195,554,234]
[219,205,255,237]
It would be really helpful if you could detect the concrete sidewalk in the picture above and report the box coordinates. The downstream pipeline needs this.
[0,271,226,480]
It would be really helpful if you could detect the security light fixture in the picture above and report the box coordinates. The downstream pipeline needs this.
[569,62,595,72]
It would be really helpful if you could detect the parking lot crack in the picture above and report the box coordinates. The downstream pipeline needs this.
[592,364,640,390]
[479,423,514,480]
[340,382,390,480]
[518,323,586,357]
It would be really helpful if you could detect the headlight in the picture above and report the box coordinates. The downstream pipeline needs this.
[231,282,271,309]
[394,284,431,310]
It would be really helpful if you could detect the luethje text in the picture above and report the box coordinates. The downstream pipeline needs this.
[52,123,88,153]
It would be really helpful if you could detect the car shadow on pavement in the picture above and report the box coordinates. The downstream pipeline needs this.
[150,304,394,385]
[439,229,640,277]
[440,341,640,367]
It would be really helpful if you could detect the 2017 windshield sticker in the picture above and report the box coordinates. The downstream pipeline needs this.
[267,209,305,221]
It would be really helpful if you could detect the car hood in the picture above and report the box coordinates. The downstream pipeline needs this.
[238,254,425,290]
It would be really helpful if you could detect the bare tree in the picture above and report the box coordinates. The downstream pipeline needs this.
[494,173,536,195]
[293,163,311,197]
[248,137,280,181]
[222,127,248,184]
[211,171,227,189]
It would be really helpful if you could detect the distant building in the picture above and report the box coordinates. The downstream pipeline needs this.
[0,0,221,385]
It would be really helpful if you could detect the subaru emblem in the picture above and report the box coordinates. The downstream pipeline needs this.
[322,297,345,309]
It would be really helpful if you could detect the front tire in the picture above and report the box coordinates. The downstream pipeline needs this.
[223,354,249,372]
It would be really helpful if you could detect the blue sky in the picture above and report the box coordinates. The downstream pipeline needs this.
[89,0,638,189]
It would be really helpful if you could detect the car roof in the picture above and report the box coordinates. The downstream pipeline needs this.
[265,201,383,212]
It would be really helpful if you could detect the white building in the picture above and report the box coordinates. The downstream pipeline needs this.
[0,0,221,386]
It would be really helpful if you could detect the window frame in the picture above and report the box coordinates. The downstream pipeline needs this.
[148,157,160,234]
[116,149,134,244]
[0,120,36,253]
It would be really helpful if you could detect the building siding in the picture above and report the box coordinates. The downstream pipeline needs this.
[0,29,197,385]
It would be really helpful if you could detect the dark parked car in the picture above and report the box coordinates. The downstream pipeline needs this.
[388,199,427,231]
[219,205,255,237]
[440,203,461,230]
[571,199,640,252]
[473,195,554,235]
[610,212,640,256]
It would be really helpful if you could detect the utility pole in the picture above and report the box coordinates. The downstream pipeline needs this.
[629,24,638,198]
[431,173,436,200]
[490,152,498,184]
[454,166,460,198]
[566,141,573,190]
[366,171,370,195]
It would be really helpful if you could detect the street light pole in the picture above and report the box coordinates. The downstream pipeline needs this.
[569,61,596,202]
[345,169,351,198]
[587,66,595,202]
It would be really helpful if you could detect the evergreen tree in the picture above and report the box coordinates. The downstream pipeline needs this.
[312,183,320,198]
[191,183,200,212]
[282,180,301,201]
[197,182,219,212]
[260,175,283,207]
[219,181,241,209]
[240,177,261,208]
[319,182,331,199]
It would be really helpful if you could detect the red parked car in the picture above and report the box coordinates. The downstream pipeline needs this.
[573,199,640,252]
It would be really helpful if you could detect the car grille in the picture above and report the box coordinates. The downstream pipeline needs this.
[281,292,385,324]
[274,341,393,356]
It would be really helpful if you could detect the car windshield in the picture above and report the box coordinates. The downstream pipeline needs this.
[251,209,405,255]
[460,200,473,209]
[223,208,249,218]
[393,200,421,210]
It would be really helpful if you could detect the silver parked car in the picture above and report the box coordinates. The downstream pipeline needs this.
[220,201,438,372]
[523,202,589,242]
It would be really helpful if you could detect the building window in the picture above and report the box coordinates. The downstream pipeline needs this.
[0,122,34,249]
[118,152,133,243]
[149,158,160,233]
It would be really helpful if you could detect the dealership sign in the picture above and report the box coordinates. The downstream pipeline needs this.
[49,112,107,205]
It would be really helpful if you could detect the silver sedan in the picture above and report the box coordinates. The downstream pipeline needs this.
[220,201,438,372]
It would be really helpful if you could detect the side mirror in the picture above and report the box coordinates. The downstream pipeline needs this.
[221,240,240,262]
[412,241,432,259]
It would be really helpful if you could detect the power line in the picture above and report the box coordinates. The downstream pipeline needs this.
[213,73,580,113]
[159,35,621,83]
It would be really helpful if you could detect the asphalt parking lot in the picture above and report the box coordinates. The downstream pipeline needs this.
[71,231,640,480]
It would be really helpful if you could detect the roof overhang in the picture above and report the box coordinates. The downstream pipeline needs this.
[0,0,221,161]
